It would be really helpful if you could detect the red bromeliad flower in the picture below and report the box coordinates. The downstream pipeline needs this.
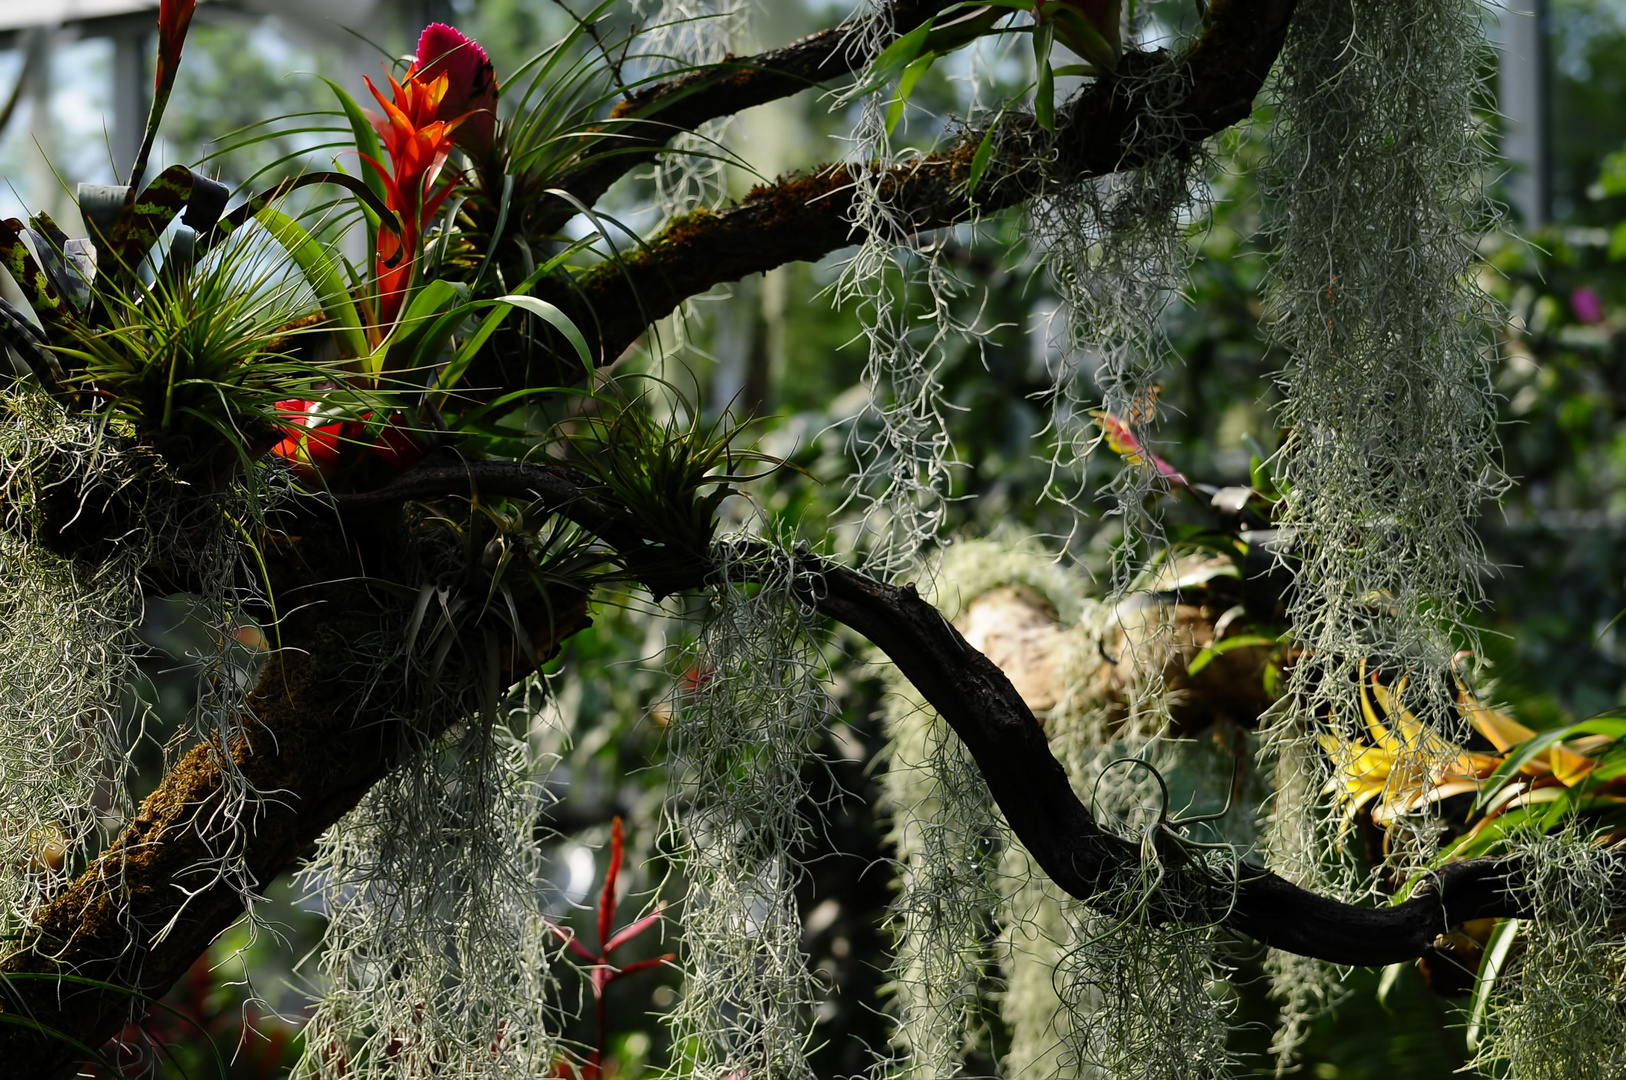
[415,23,499,160]
[155,0,197,95]
[361,67,467,328]
[269,399,426,484]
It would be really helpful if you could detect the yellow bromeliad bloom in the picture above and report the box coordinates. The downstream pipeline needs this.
[1320,662,1519,833]
[1320,660,1626,852]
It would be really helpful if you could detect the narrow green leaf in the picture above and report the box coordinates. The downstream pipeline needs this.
[497,295,591,371]
[1466,919,1520,1052]
[254,207,368,360]
[1186,633,1277,677]
[318,76,388,208]
[967,118,1002,199]
[886,53,937,136]
[1034,22,1056,132]
[1376,962,1404,1011]
[1472,714,1626,815]
[850,17,936,99]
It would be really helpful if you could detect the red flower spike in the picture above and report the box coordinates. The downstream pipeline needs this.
[361,68,468,328]
[155,0,197,93]
[598,816,623,950]
[415,23,499,158]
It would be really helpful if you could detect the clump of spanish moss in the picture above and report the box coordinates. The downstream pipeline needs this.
[1003,739,1240,1080]
[663,540,830,1079]
[1471,832,1626,1080]
[0,389,266,941]
[1035,54,1207,590]
[633,0,746,223]
[295,686,564,1078]
[878,673,1006,1078]
[1260,0,1505,1058]
[877,537,1089,1077]
[834,0,981,580]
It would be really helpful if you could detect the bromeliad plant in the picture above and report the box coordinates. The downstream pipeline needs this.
[545,817,673,1080]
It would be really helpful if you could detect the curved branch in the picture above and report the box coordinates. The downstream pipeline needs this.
[328,456,1551,967]
[485,0,1296,388]
[807,559,1534,966]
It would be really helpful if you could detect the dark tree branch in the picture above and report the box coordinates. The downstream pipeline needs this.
[320,458,1556,968]
[483,0,1297,391]
[540,0,961,230]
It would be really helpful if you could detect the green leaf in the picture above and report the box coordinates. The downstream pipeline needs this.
[1598,147,1626,198]
[1376,962,1405,1011]
[1186,633,1276,677]
[1466,918,1519,1052]
[490,295,590,370]
[967,114,1003,199]
[387,278,471,372]
[1033,22,1056,132]
[1471,713,1626,816]
[886,53,937,136]
[850,17,936,100]
[1610,221,1626,262]
[318,76,388,210]
[254,207,368,361]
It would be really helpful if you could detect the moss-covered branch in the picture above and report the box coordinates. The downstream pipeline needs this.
[534,0,963,235]
[481,0,1296,390]
[0,523,591,1078]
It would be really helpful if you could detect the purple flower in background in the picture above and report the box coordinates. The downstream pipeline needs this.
[1572,286,1605,325]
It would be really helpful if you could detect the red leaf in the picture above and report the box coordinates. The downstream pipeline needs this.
[612,953,675,979]
[543,919,599,963]
[597,816,623,950]
[603,904,664,955]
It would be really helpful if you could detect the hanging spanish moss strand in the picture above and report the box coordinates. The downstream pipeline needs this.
[295,524,566,1079]
[836,0,974,580]
[877,688,1006,1079]
[296,696,563,1079]
[1036,52,1207,593]
[876,538,1091,1079]
[664,541,829,1080]
[1260,0,1506,1061]
[0,396,143,938]
[1470,830,1626,1080]
[633,0,748,223]
[0,390,267,951]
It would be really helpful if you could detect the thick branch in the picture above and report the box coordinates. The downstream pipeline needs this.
[540,0,959,229]
[332,458,1549,967]
[488,0,1295,388]
[806,559,1535,966]
[0,526,590,1078]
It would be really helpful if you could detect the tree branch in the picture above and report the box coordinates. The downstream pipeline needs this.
[480,0,1296,390]
[0,526,591,1077]
[322,457,1559,968]
[538,0,961,230]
